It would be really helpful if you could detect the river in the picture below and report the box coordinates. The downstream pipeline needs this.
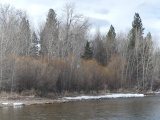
[0,95,160,120]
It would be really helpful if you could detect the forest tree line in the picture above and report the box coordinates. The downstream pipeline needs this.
[0,3,160,96]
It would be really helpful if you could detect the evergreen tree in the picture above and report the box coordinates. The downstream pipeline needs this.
[106,25,116,42]
[106,25,117,61]
[18,17,31,56]
[95,40,107,66]
[32,32,38,44]
[132,13,144,31]
[40,8,59,57]
[30,32,40,57]
[93,29,107,66]
[128,13,144,49]
[81,41,93,59]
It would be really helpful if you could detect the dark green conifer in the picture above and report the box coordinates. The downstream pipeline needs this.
[81,41,93,59]
[128,13,144,49]
[106,25,116,41]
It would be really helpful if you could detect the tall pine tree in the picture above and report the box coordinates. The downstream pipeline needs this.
[127,13,147,90]
[106,25,116,61]
[128,13,144,49]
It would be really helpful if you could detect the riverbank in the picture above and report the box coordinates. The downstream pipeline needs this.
[0,93,145,107]
[0,90,159,107]
[0,96,71,107]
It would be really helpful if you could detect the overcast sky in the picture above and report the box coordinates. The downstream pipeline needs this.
[0,0,160,39]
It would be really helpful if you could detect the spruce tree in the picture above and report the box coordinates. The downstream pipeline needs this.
[46,9,57,27]
[106,25,116,61]
[95,40,107,66]
[106,25,116,42]
[93,28,108,66]
[81,41,93,59]
[30,32,40,57]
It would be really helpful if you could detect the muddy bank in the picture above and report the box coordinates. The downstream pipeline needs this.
[0,96,72,107]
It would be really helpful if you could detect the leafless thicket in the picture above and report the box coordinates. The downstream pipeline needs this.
[0,4,159,96]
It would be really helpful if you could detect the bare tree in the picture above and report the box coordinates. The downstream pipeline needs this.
[0,4,27,92]
[59,3,90,57]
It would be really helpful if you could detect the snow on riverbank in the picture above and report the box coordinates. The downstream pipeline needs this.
[0,99,70,107]
[1,102,24,107]
[63,93,145,100]
[13,103,24,106]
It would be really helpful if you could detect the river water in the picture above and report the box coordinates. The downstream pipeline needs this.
[1,95,160,120]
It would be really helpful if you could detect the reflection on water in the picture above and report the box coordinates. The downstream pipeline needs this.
[1,95,160,120]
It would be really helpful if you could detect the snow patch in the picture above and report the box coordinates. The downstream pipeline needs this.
[155,91,160,94]
[2,103,9,105]
[13,103,24,106]
[63,93,144,100]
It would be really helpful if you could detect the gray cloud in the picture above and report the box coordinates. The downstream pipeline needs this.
[90,18,110,27]
[94,9,110,15]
